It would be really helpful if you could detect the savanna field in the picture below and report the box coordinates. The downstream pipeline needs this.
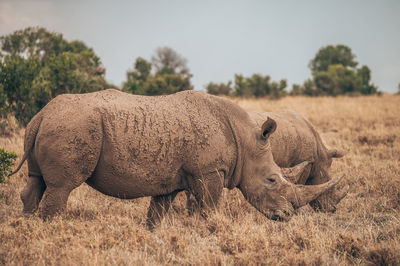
[0,94,399,265]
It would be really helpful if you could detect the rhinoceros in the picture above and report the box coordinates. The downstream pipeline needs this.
[11,89,343,225]
[250,110,349,212]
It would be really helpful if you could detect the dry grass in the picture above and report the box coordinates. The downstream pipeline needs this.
[1,94,399,265]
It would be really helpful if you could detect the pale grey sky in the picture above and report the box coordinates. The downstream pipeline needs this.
[1,0,399,92]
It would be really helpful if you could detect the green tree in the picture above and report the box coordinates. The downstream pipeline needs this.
[32,52,108,110]
[270,79,287,99]
[231,73,287,98]
[0,55,41,125]
[357,65,378,94]
[304,44,378,96]
[143,74,192,95]
[290,84,302,96]
[309,44,358,74]
[151,47,191,78]
[1,27,67,65]
[122,57,152,94]
[314,64,362,96]
[123,47,193,96]
[301,79,319,96]
[205,81,232,96]
[233,74,250,97]
[247,74,271,97]
[0,27,110,125]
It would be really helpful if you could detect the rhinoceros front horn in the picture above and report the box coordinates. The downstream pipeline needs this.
[287,173,345,208]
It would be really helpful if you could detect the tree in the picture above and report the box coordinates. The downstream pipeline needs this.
[151,47,191,78]
[0,27,110,125]
[301,79,319,96]
[231,73,287,98]
[206,81,232,96]
[247,74,271,97]
[290,84,302,96]
[32,51,108,110]
[123,47,193,96]
[270,79,287,99]
[309,44,358,74]
[314,64,362,96]
[122,57,152,94]
[143,74,192,95]
[1,27,67,64]
[0,55,41,125]
[357,65,378,94]
[233,74,250,97]
[303,44,378,96]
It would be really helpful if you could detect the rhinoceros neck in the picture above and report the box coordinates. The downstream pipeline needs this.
[223,116,243,189]
[209,95,250,189]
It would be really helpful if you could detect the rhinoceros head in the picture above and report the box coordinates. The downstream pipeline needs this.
[238,117,344,221]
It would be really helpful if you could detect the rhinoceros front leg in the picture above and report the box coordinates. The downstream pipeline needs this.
[185,190,199,216]
[146,191,179,230]
[190,171,224,217]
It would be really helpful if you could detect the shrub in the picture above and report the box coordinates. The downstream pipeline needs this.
[206,81,232,96]
[0,148,17,183]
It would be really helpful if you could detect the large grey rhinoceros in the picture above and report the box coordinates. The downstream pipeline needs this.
[250,110,349,212]
[11,89,343,224]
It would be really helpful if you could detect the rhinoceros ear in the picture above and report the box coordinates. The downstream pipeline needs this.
[261,117,277,140]
[327,149,347,158]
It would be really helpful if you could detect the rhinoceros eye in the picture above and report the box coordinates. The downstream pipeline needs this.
[267,177,276,183]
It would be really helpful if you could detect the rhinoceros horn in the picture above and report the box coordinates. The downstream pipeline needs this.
[286,173,345,208]
[281,161,311,184]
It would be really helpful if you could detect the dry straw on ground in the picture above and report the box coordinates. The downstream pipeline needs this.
[1,94,399,265]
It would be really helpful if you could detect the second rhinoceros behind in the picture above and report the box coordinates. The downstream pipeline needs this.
[250,110,349,212]
[12,89,343,225]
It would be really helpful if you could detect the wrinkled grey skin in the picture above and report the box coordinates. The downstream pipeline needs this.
[250,110,349,212]
[11,90,343,226]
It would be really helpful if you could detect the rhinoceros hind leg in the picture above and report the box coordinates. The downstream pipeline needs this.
[37,163,92,220]
[20,175,46,214]
[146,190,179,230]
[35,136,101,220]
[38,185,77,220]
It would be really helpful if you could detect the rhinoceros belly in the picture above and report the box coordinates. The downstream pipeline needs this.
[85,144,186,199]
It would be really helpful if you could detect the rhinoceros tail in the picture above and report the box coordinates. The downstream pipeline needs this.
[327,149,347,159]
[8,113,43,177]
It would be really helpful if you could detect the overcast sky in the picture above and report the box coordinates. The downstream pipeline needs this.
[1,0,399,92]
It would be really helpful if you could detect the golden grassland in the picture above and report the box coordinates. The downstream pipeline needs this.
[1,94,399,265]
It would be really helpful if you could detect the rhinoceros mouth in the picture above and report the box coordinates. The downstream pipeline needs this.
[263,203,294,221]
[269,208,293,222]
